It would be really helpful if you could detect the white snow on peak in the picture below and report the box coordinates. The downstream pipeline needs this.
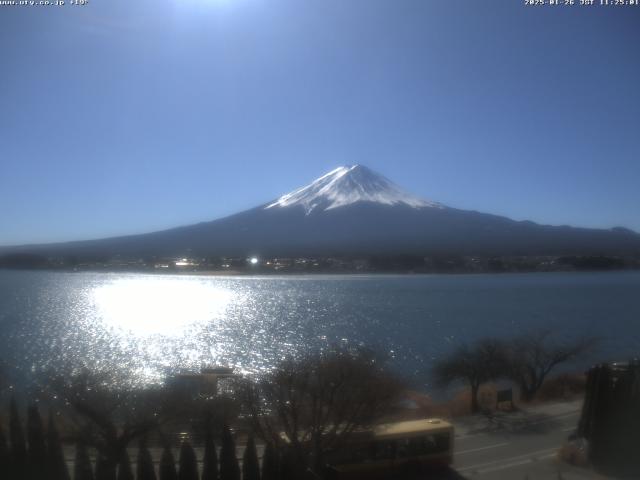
[265,165,442,214]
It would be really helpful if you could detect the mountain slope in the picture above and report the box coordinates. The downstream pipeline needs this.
[2,165,640,258]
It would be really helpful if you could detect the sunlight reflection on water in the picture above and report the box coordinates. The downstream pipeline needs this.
[85,276,243,384]
[1,270,639,389]
[93,277,235,336]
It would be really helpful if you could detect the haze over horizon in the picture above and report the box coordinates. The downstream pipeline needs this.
[2,0,640,246]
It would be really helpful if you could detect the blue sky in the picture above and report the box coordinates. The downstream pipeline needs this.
[1,0,639,245]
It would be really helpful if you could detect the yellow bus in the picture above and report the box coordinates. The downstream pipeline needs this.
[324,418,454,479]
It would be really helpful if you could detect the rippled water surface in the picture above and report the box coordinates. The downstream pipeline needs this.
[1,270,639,387]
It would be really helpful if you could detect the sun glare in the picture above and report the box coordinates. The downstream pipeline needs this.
[92,277,234,336]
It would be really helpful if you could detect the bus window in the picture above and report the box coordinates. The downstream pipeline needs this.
[397,438,411,458]
[396,434,450,457]
[433,433,450,453]
[408,436,428,456]
[328,442,374,465]
[373,440,397,460]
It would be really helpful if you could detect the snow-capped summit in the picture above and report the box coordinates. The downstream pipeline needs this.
[265,165,442,214]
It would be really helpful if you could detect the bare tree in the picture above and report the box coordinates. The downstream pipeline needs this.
[507,330,596,402]
[48,369,165,475]
[433,338,508,414]
[239,348,404,473]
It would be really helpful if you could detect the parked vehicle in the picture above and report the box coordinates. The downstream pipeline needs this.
[324,418,454,479]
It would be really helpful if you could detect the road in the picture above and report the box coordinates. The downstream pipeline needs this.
[449,399,603,479]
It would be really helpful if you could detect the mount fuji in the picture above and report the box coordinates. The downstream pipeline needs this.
[3,165,640,259]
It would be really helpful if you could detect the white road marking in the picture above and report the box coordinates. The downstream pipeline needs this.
[456,442,509,455]
[476,453,556,474]
[457,447,558,473]
[456,432,484,440]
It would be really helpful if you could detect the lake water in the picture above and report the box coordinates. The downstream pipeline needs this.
[0,270,639,389]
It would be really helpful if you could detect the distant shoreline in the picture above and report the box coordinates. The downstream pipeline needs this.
[1,264,639,277]
[2,251,639,276]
